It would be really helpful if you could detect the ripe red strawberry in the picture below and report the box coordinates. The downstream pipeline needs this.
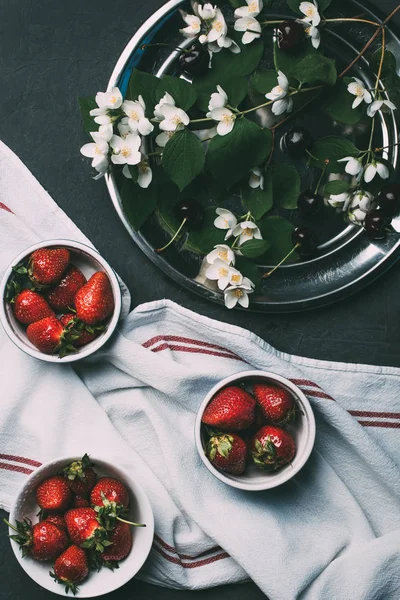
[73,496,90,508]
[206,433,247,475]
[253,383,295,425]
[62,454,97,498]
[29,247,70,285]
[202,386,256,431]
[74,272,114,325]
[36,476,72,512]
[47,265,87,312]
[26,316,76,356]
[251,426,296,471]
[50,545,88,595]
[4,517,68,561]
[90,477,129,509]
[60,314,104,347]
[101,521,132,562]
[43,513,67,532]
[65,508,106,551]
[13,290,54,325]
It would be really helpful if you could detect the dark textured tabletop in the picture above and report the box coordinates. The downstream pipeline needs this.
[1,0,400,598]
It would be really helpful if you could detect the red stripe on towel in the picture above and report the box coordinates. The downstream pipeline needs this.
[358,420,400,429]
[349,410,400,419]
[0,461,33,475]
[153,543,229,568]
[154,534,223,560]
[0,202,13,214]
[151,343,242,361]
[0,454,42,467]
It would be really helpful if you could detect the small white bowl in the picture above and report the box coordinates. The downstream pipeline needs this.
[8,456,154,598]
[0,239,122,363]
[195,371,316,491]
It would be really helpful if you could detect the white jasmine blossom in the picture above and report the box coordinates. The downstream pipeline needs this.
[202,9,241,54]
[214,208,238,240]
[249,167,264,190]
[326,191,352,210]
[180,11,202,37]
[347,190,373,224]
[337,156,363,177]
[265,71,293,116]
[299,1,321,27]
[224,278,254,309]
[364,161,390,183]
[367,99,397,118]
[347,78,372,109]
[155,131,175,148]
[234,17,262,44]
[90,87,123,124]
[208,36,241,54]
[158,104,190,132]
[122,96,154,136]
[197,2,217,20]
[137,157,153,188]
[80,131,111,178]
[304,24,320,49]
[208,86,228,112]
[206,259,243,290]
[110,134,142,166]
[117,118,132,139]
[154,93,176,120]
[234,0,263,18]
[207,244,236,265]
[197,127,218,141]
[208,107,236,136]
[232,221,262,245]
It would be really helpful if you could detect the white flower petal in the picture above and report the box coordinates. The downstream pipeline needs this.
[364,164,377,183]
[138,118,154,136]
[138,163,153,188]
[80,143,96,158]
[376,162,389,179]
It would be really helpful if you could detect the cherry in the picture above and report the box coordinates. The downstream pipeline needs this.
[291,227,319,257]
[297,190,323,216]
[275,21,305,53]
[174,199,204,228]
[283,127,313,159]
[179,43,210,76]
[377,184,400,217]
[364,210,391,239]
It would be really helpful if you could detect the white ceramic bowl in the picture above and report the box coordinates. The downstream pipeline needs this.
[195,371,316,491]
[8,456,154,598]
[0,239,122,363]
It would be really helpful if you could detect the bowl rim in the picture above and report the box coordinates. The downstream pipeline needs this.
[194,370,316,491]
[7,455,155,598]
[0,239,122,363]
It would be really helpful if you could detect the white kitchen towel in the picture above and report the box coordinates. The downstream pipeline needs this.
[1,138,400,600]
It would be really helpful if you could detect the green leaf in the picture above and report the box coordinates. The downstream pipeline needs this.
[156,75,198,111]
[258,216,297,265]
[242,176,273,220]
[234,255,262,290]
[271,165,301,209]
[212,34,264,78]
[324,180,350,195]
[250,70,280,95]
[369,48,397,79]
[126,68,160,112]
[78,97,97,133]
[323,78,365,125]
[162,129,205,191]
[309,136,360,172]
[193,73,249,112]
[184,207,226,254]
[240,239,271,259]
[287,0,331,12]
[296,54,337,86]
[120,177,158,231]
[274,42,319,83]
[206,119,271,189]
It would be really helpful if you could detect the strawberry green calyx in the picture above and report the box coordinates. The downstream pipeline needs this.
[49,571,80,596]
[63,454,93,482]
[80,526,112,553]
[3,518,33,558]
[94,493,146,530]
[6,263,36,303]
[207,434,234,461]
[251,436,277,471]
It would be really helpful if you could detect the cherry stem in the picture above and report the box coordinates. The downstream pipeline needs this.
[324,17,381,27]
[263,244,300,279]
[314,164,327,195]
[116,516,146,527]
[156,218,187,253]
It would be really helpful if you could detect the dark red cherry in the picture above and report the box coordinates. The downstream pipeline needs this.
[364,210,391,239]
[179,43,209,76]
[377,184,400,217]
[275,20,305,53]
[291,227,319,257]
[283,127,313,158]
[174,199,204,228]
[298,190,323,216]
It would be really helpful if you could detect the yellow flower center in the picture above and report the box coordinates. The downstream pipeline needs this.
[223,218,229,227]
[305,26,311,35]
[249,1,258,12]
[354,85,364,97]
[129,110,139,121]
[94,145,103,155]
[218,267,229,278]
[276,86,284,94]
[213,20,223,32]
[231,274,241,284]
[121,145,132,158]
[110,95,118,104]
[172,115,183,125]
[222,113,235,125]
[243,228,254,236]
[234,289,244,298]
[306,6,314,17]
[218,250,229,262]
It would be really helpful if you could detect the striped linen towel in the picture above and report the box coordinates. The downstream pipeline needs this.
[1,139,400,599]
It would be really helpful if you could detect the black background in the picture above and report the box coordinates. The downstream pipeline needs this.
[0,0,399,598]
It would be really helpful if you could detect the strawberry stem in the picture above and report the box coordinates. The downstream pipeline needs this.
[116,516,146,527]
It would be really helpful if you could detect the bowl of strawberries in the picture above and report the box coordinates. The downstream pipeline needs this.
[5,454,154,597]
[195,371,316,491]
[0,239,122,362]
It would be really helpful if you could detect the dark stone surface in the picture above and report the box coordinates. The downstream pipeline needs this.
[1,0,399,598]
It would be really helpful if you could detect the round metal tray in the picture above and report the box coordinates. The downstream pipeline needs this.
[105,0,400,312]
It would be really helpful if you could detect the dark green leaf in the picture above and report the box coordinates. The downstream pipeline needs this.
[184,207,226,254]
[155,184,180,235]
[274,42,319,83]
[323,77,365,125]
[126,68,160,112]
[258,216,297,265]
[162,129,205,191]
[324,180,350,195]
[296,54,337,86]
[271,164,301,209]
[369,48,397,79]
[206,119,271,188]
[234,255,262,290]
[212,33,264,78]
[128,165,138,183]
[242,176,273,220]
[156,75,198,111]
[250,70,280,95]
[120,177,158,231]
[309,136,359,172]
[240,239,271,259]
[78,97,98,133]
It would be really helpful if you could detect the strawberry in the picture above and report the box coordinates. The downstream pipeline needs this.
[26,316,77,356]
[73,496,90,508]
[202,386,256,431]
[101,521,132,562]
[36,476,72,512]
[4,517,68,561]
[65,508,107,552]
[29,247,70,286]
[74,272,114,325]
[253,383,295,425]
[206,433,247,475]
[13,290,54,325]
[47,265,87,312]
[62,454,97,498]
[90,477,129,509]
[50,544,88,595]
[251,426,296,471]
[60,314,104,347]
[42,513,67,532]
